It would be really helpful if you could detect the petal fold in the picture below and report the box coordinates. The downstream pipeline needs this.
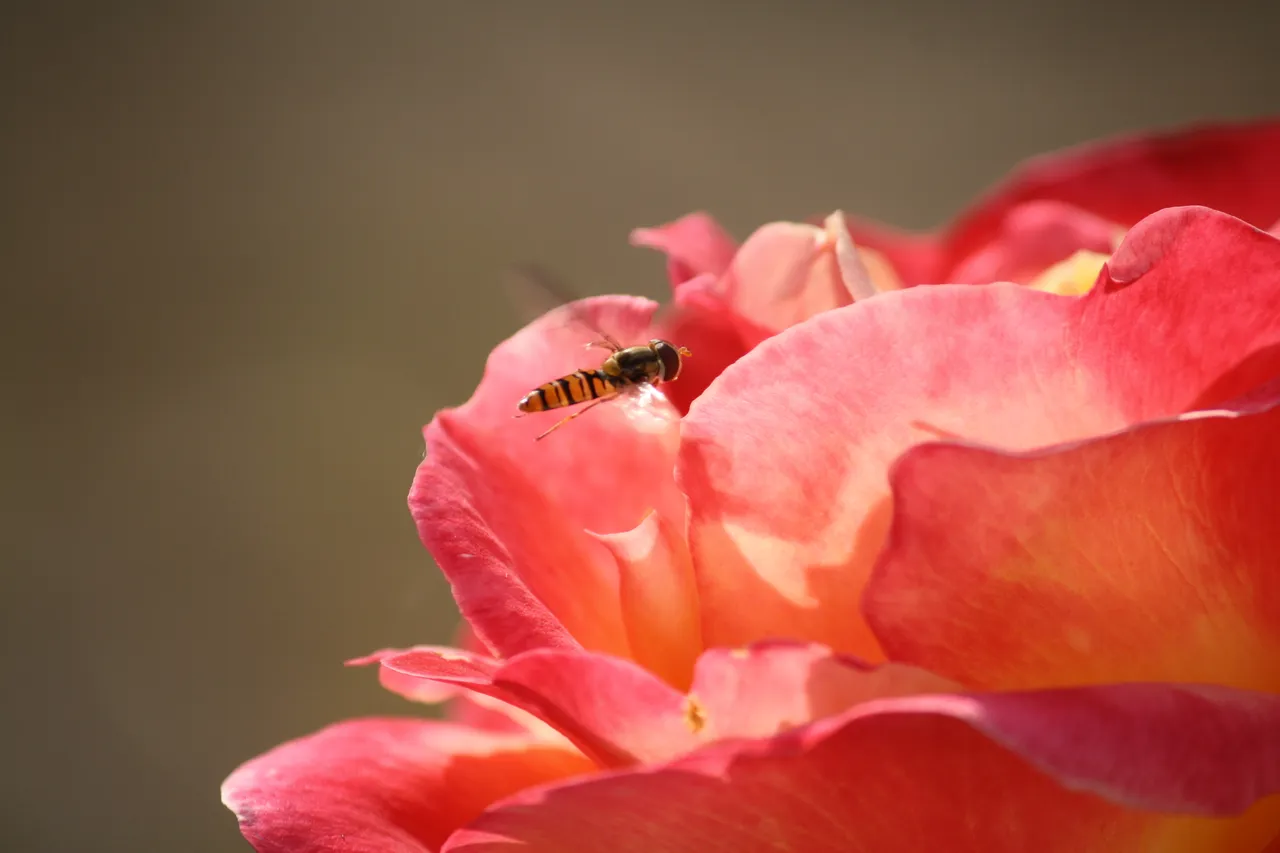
[720,211,874,345]
[377,646,693,767]
[590,511,702,691]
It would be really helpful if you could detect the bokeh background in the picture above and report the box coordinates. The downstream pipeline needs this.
[4,2,1278,851]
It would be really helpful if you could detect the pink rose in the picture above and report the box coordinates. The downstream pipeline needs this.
[223,120,1280,852]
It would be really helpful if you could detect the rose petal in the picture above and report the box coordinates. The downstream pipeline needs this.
[347,646,556,738]
[686,640,958,741]
[942,118,1280,275]
[947,200,1122,285]
[347,646,474,705]
[630,212,738,288]
[444,683,1280,853]
[679,206,1280,658]
[721,211,874,345]
[853,243,907,293]
[376,642,956,769]
[590,511,702,691]
[222,718,593,853]
[845,119,1280,286]
[378,647,693,767]
[841,213,943,286]
[652,283,751,415]
[442,624,544,734]
[410,426,591,656]
[411,296,689,657]
[865,399,1280,693]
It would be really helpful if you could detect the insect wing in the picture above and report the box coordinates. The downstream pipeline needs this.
[503,263,622,349]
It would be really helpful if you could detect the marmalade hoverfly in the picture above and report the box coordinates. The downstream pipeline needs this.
[506,265,693,441]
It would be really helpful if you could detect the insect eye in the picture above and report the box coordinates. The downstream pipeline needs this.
[655,341,683,381]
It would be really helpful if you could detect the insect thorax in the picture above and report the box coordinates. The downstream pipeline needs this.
[611,346,662,382]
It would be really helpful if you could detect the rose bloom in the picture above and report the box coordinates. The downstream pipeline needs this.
[224,120,1280,852]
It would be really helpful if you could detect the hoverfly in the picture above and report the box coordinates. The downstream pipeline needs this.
[506,265,693,441]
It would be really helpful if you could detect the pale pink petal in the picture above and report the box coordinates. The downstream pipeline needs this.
[841,213,943,286]
[686,640,957,741]
[721,211,874,345]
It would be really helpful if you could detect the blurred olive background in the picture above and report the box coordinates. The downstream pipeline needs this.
[3,1,1277,851]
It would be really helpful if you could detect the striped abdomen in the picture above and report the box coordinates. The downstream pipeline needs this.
[518,369,622,413]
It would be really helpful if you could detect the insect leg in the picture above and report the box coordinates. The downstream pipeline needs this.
[534,397,610,441]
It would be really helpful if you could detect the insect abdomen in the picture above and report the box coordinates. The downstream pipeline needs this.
[519,370,619,413]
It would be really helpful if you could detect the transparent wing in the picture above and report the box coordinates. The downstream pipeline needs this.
[503,263,623,350]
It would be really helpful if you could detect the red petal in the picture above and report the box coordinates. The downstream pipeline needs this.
[943,118,1280,275]
[845,119,1280,286]
[348,647,551,737]
[222,718,593,853]
[444,683,1280,853]
[355,647,578,742]
[679,207,1280,659]
[410,425,590,656]
[443,624,539,734]
[652,283,752,415]
[630,211,738,288]
[865,399,1280,693]
[347,647,470,705]
[411,296,687,657]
